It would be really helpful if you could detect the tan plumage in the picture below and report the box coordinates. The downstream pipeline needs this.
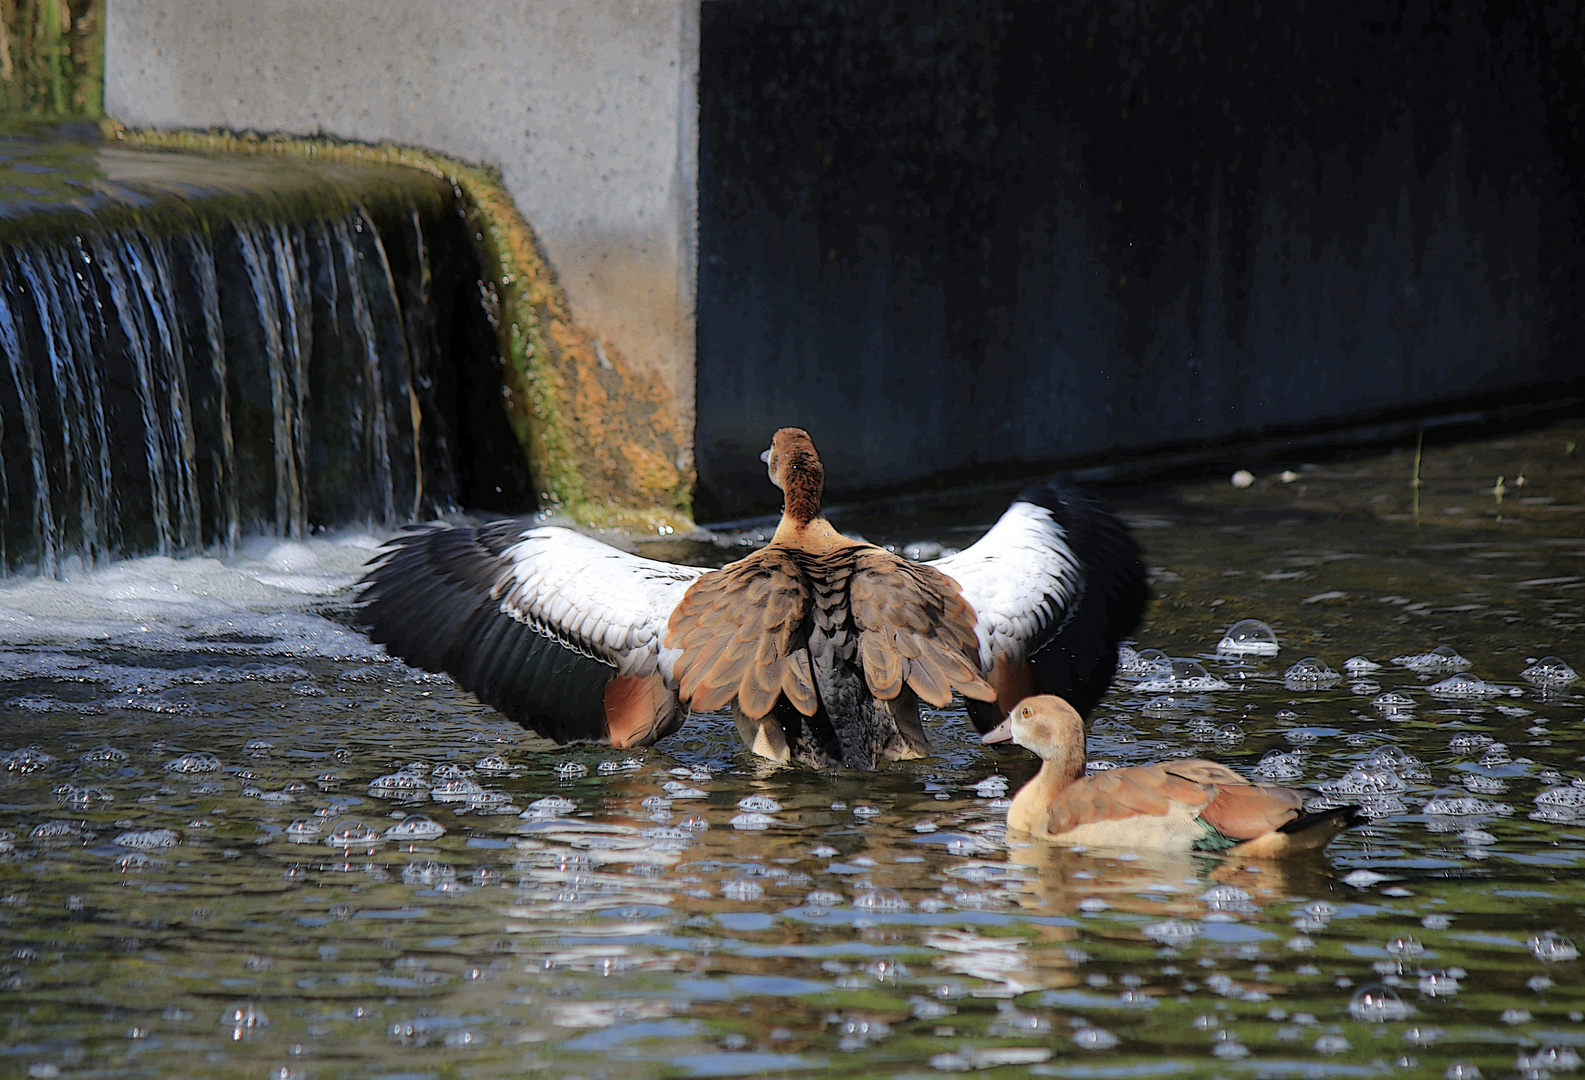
[666,428,995,766]
[983,695,1361,856]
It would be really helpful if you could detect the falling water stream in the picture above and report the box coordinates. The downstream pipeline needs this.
[0,127,485,579]
[0,417,1580,1079]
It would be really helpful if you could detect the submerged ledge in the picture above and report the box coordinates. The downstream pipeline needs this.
[103,123,693,536]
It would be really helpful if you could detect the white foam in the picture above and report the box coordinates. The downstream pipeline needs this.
[0,529,389,656]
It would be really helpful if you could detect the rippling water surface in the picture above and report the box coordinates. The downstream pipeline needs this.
[0,421,1582,1080]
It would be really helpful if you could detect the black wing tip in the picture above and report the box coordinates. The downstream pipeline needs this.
[1280,804,1368,835]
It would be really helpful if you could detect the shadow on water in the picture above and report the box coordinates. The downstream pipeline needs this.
[0,417,1581,1077]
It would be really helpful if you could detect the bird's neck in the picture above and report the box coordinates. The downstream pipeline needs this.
[771,469,845,550]
[1007,738,1086,834]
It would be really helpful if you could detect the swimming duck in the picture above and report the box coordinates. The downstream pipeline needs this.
[359,428,1146,769]
[983,695,1362,855]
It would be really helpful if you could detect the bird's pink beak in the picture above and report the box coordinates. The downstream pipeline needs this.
[760,449,772,463]
[981,718,1014,744]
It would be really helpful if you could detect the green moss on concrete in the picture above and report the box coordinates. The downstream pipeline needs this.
[104,124,694,532]
[0,0,103,118]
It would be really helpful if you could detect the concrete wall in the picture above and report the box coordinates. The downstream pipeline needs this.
[106,0,699,486]
[694,2,1585,516]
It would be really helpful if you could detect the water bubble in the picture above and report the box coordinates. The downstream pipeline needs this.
[1344,656,1382,674]
[852,889,910,912]
[1502,1007,1534,1025]
[730,812,775,830]
[114,828,179,850]
[1283,657,1341,688]
[661,782,707,799]
[385,815,445,841]
[1533,787,1585,823]
[362,767,427,799]
[115,852,156,872]
[806,890,842,907]
[1385,936,1425,959]
[1428,673,1503,700]
[1142,919,1199,946]
[1073,1026,1119,1050]
[1372,691,1416,716]
[1314,1034,1351,1054]
[1445,1064,1481,1080]
[523,796,576,818]
[1367,746,1429,779]
[596,758,642,775]
[401,860,455,887]
[1395,646,1473,673]
[324,820,382,851]
[1530,931,1580,963]
[972,776,1010,797]
[475,755,513,774]
[1521,657,1578,687]
[0,747,53,774]
[79,745,127,764]
[1518,1047,1582,1074]
[1324,766,1406,796]
[222,1003,269,1036]
[721,879,764,901]
[853,804,882,819]
[1217,619,1280,657]
[554,761,588,779]
[1118,646,1172,677]
[285,820,320,843]
[1423,796,1513,817]
[1418,970,1461,997]
[737,795,781,813]
[164,753,222,773]
[1078,897,1110,913]
[1137,659,1232,693]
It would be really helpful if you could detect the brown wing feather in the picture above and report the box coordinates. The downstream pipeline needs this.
[1044,763,1215,834]
[848,551,995,706]
[667,549,817,717]
[1198,782,1307,839]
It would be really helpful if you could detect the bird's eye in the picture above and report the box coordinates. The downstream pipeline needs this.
[1021,706,1032,717]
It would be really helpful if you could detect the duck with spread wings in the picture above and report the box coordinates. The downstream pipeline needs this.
[357,428,1147,769]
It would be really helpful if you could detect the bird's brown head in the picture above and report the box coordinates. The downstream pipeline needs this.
[761,427,825,524]
[981,694,1083,758]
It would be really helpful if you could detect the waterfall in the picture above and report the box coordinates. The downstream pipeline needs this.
[0,197,475,577]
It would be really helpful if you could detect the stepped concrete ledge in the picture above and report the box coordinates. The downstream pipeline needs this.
[105,0,699,528]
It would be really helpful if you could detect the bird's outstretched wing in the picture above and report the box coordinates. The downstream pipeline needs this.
[359,523,703,746]
[933,479,1147,725]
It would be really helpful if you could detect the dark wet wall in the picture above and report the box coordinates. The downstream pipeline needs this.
[695,0,1585,516]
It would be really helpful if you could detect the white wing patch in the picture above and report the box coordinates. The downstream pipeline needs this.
[930,501,1081,669]
[495,527,707,679]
